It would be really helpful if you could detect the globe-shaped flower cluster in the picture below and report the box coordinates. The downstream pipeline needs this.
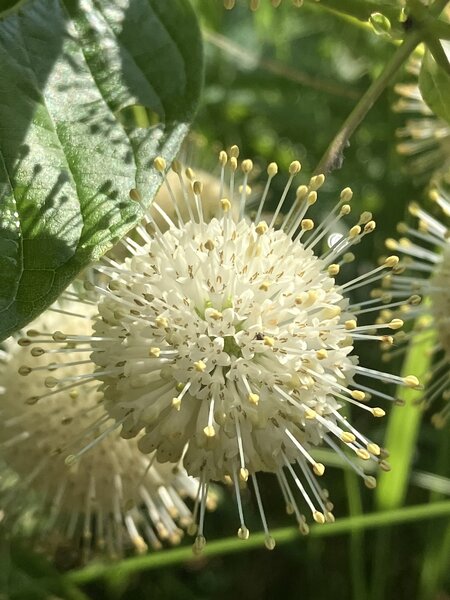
[0,301,215,560]
[12,146,420,551]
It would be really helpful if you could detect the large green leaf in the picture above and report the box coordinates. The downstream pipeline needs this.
[419,42,450,126]
[0,0,203,341]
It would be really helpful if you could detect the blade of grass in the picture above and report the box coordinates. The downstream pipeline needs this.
[419,524,450,600]
[66,501,450,585]
[371,324,436,600]
[376,326,436,510]
[345,470,368,600]
[419,431,450,600]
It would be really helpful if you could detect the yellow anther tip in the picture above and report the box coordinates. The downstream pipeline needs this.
[389,319,403,330]
[193,535,206,554]
[219,150,228,165]
[340,187,353,201]
[313,511,325,525]
[44,376,58,388]
[384,255,399,268]
[267,162,278,177]
[241,159,253,173]
[65,454,77,466]
[239,467,249,482]
[341,432,356,444]
[230,144,240,158]
[203,425,216,438]
[327,264,340,276]
[356,449,370,460]
[255,221,268,235]
[248,393,260,405]
[404,375,420,388]
[265,536,276,550]
[309,174,325,190]
[193,180,203,195]
[372,407,385,417]
[296,185,308,200]
[385,239,398,251]
[364,220,376,233]
[194,360,207,372]
[129,188,141,202]
[263,336,275,347]
[307,191,318,205]
[313,463,325,477]
[305,408,317,419]
[155,316,169,328]
[364,476,377,489]
[301,219,314,231]
[221,198,231,212]
[367,443,381,456]
[349,225,361,238]
[289,160,301,175]
[153,156,166,172]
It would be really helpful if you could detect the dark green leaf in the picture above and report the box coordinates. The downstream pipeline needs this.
[419,43,450,125]
[0,0,203,341]
[0,539,88,600]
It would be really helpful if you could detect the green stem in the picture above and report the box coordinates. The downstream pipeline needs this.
[314,29,422,174]
[370,530,393,600]
[411,0,450,18]
[66,501,450,585]
[407,0,450,63]
[204,30,359,99]
[305,0,400,23]
[426,20,450,40]
[419,433,450,600]
[0,0,28,19]
[345,470,368,600]
[429,0,450,18]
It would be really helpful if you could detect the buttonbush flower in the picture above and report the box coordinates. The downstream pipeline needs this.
[394,54,450,180]
[382,179,450,427]
[19,147,419,552]
[0,302,215,561]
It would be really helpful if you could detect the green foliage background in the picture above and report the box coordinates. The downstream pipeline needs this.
[0,1,449,599]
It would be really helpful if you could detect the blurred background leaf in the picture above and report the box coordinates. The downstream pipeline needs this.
[419,42,450,124]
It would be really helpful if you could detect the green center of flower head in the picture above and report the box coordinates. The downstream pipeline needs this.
[222,335,242,357]
[196,298,244,358]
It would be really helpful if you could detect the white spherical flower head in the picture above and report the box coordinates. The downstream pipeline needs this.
[383,181,450,427]
[23,147,418,551]
[0,302,215,560]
